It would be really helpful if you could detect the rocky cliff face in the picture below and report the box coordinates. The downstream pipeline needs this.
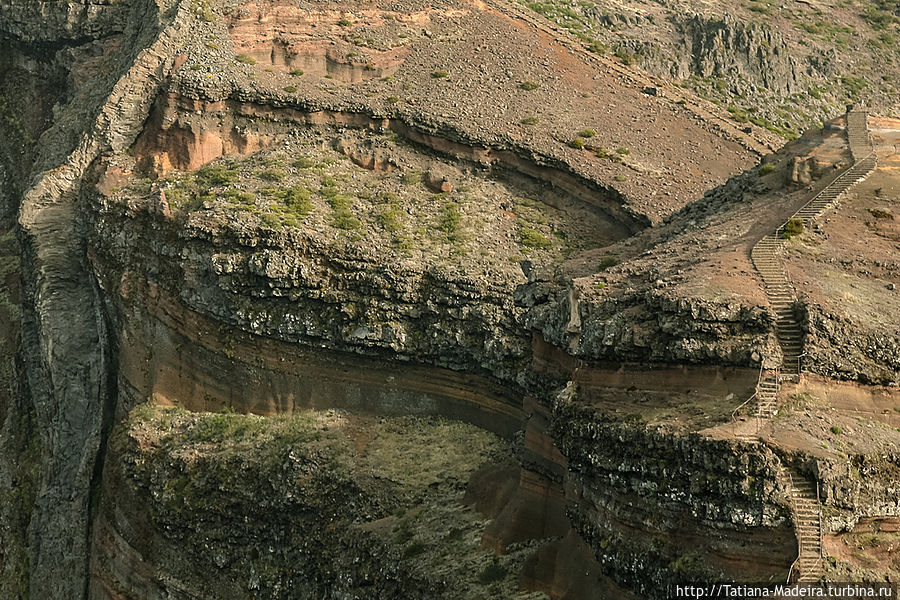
[1,0,898,597]
[552,384,795,598]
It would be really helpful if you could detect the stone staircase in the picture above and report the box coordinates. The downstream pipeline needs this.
[756,371,779,418]
[750,110,876,386]
[738,112,876,584]
[784,465,825,582]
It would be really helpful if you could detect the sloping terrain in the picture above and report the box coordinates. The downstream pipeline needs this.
[0,0,897,598]
[515,0,900,139]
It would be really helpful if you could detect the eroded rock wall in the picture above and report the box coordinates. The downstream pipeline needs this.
[553,386,795,598]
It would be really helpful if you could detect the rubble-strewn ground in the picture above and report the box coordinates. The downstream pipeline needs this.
[512,0,900,138]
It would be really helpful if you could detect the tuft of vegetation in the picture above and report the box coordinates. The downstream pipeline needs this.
[520,116,540,125]
[236,53,257,65]
[437,202,464,243]
[290,69,305,76]
[402,170,422,185]
[598,256,618,270]
[520,81,541,90]
[782,217,805,238]
[257,168,286,182]
[386,96,400,104]
[431,70,449,79]
[519,226,551,250]
[841,76,868,98]
[758,162,777,176]
[477,558,507,585]
[830,425,843,435]
[378,207,405,232]
[332,209,361,230]
[578,128,596,138]
[615,146,631,156]
[337,18,352,27]
[569,138,585,150]
[283,85,298,93]
[614,48,635,65]
[613,175,628,182]
[294,156,318,169]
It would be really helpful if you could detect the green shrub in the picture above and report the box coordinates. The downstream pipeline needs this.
[196,163,238,187]
[261,213,282,229]
[332,209,361,230]
[386,96,400,104]
[614,48,635,65]
[294,156,317,169]
[521,116,540,125]
[337,18,352,26]
[520,226,550,249]
[236,53,257,65]
[782,217,804,238]
[587,40,608,54]
[326,194,352,211]
[520,81,541,90]
[402,542,426,558]
[569,138,585,150]
[190,64,203,71]
[282,185,312,216]
[283,85,298,93]
[579,128,596,138]
[438,202,463,241]
[378,208,404,232]
[758,162,777,176]
[830,425,843,434]
[598,256,618,270]
[431,70,449,78]
[290,69,305,76]
[613,175,627,182]
[615,146,631,155]
[257,168,286,182]
[477,559,507,585]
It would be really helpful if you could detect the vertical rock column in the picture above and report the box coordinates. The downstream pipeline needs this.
[14,2,187,596]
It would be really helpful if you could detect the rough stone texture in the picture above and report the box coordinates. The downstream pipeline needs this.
[552,385,795,599]
[803,305,900,385]
[3,0,189,596]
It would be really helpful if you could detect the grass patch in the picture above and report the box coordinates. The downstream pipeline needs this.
[519,81,541,90]
[520,226,550,250]
[236,53,257,65]
[431,70,449,78]
[378,207,405,232]
[521,116,540,125]
[569,138,585,149]
[402,170,422,185]
[283,85,298,93]
[578,128,596,138]
[290,69,305,76]
[437,202,464,243]
[830,425,843,435]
